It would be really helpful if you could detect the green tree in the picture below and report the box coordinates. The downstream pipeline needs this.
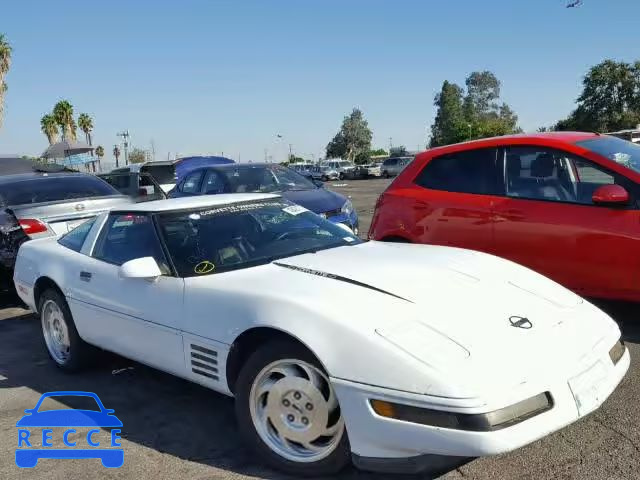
[40,114,59,145]
[369,148,388,157]
[77,113,93,145]
[326,108,373,164]
[128,148,148,164]
[555,60,640,132]
[53,100,77,141]
[0,34,12,129]
[95,145,104,171]
[429,80,467,147]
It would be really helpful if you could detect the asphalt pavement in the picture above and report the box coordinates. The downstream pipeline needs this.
[1,178,640,479]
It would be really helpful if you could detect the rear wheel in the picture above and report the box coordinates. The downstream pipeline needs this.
[383,171,390,178]
[235,341,350,476]
[338,172,345,180]
[39,288,95,371]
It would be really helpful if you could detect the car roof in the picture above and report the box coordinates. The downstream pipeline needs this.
[113,193,281,213]
[0,171,91,184]
[420,131,601,157]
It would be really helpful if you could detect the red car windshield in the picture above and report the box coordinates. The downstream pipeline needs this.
[576,136,640,174]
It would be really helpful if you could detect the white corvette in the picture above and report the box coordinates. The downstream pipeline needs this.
[14,194,629,475]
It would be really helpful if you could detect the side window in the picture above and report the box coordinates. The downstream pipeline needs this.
[505,146,621,205]
[58,218,97,253]
[414,148,501,195]
[384,158,397,166]
[181,170,204,193]
[202,170,226,194]
[93,214,170,273]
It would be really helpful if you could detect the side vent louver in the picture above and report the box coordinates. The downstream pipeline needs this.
[190,344,219,381]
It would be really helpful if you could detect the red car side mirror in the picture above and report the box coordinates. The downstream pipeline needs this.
[592,184,629,206]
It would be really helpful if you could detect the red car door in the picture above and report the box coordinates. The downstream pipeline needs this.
[375,147,501,254]
[492,145,640,301]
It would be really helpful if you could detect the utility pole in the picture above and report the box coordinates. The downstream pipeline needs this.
[117,130,130,165]
[289,143,293,161]
[113,145,121,168]
[150,139,156,162]
[389,137,393,151]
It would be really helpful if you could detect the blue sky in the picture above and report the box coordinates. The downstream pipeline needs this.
[1,0,639,166]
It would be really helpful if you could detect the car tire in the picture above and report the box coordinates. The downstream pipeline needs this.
[338,172,345,180]
[321,175,328,182]
[39,288,96,372]
[383,171,390,178]
[235,340,351,476]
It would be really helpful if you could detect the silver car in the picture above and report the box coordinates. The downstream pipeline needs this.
[311,165,339,181]
[0,172,131,290]
[322,160,356,180]
[381,156,413,178]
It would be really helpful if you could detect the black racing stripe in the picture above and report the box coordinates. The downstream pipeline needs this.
[273,262,413,303]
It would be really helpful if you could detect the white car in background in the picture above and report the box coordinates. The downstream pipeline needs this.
[13,195,629,476]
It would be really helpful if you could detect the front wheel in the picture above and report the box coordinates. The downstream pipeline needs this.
[39,288,95,371]
[235,341,350,476]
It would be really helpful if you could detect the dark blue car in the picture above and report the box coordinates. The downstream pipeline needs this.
[168,163,359,234]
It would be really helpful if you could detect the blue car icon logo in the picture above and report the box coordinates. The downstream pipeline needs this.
[16,391,123,468]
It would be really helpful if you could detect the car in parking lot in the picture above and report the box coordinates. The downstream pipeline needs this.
[354,163,382,179]
[370,132,640,302]
[0,172,130,292]
[381,156,413,178]
[13,194,628,475]
[98,171,166,202]
[168,163,359,234]
[323,159,356,180]
[310,164,339,181]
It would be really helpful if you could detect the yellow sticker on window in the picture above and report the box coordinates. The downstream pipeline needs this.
[194,261,215,275]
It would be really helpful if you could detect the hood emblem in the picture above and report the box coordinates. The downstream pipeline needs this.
[509,316,532,329]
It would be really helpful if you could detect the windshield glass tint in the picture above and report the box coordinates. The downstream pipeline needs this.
[141,165,176,184]
[211,165,315,193]
[0,175,120,206]
[157,200,361,277]
[576,136,640,174]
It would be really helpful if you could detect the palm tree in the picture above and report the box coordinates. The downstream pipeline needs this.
[53,100,76,141]
[113,145,121,168]
[95,145,104,172]
[0,34,12,129]
[40,114,59,145]
[78,113,93,145]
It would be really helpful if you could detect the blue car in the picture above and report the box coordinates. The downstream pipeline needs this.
[16,391,123,468]
[168,163,359,234]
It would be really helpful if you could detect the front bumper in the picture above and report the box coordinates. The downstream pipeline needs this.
[332,346,629,473]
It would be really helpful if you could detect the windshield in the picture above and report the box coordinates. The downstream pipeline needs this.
[576,136,640,174]
[210,165,316,193]
[141,164,176,184]
[0,175,121,206]
[157,199,361,277]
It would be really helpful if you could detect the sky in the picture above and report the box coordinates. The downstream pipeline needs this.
[1,0,639,167]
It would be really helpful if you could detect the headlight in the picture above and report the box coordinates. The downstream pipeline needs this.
[370,392,553,431]
[341,199,354,215]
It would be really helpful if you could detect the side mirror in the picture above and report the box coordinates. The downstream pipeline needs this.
[592,184,629,206]
[119,257,162,280]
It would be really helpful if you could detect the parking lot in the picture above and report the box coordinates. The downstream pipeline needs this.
[1,177,640,480]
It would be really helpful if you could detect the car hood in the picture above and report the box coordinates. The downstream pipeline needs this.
[274,241,619,388]
[280,188,346,214]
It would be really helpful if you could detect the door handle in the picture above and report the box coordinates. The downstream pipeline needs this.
[79,271,92,282]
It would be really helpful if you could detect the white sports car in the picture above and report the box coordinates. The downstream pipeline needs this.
[13,194,629,475]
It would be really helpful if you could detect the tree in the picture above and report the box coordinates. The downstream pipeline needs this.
[128,148,148,164]
[113,145,121,168]
[369,148,388,157]
[53,100,77,141]
[429,72,520,147]
[430,81,467,147]
[0,34,11,129]
[40,114,59,145]
[326,108,373,164]
[77,113,93,145]
[95,145,104,171]
[555,60,640,132]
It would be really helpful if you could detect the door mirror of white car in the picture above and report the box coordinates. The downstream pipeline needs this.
[336,223,354,234]
[119,257,162,280]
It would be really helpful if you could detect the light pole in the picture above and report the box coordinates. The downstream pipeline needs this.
[117,130,130,165]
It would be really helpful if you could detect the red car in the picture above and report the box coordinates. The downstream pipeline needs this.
[369,132,640,302]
